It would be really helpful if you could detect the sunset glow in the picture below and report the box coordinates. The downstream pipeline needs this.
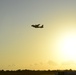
[57,31,76,62]
[1,0,76,70]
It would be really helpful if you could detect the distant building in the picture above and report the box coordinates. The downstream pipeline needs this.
[56,71,76,75]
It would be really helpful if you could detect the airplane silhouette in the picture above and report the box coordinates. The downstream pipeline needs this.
[31,24,44,28]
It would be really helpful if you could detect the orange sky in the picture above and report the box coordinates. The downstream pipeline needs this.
[1,0,76,70]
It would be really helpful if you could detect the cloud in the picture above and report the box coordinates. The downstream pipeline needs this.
[61,60,76,65]
[40,62,43,65]
[34,63,38,66]
[47,60,58,70]
[30,64,33,66]
[48,60,57,66]
[60,60,76,69]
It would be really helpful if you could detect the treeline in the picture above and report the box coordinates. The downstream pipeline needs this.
[0,69,54,75]
[0,69,76,75]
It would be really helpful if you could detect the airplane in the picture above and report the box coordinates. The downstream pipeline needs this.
[31,24,44,28]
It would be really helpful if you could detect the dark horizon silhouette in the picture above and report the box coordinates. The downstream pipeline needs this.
[0,69,76,75]
[1,0,76,72]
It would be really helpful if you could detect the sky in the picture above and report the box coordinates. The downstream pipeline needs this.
[1,0,76,70]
